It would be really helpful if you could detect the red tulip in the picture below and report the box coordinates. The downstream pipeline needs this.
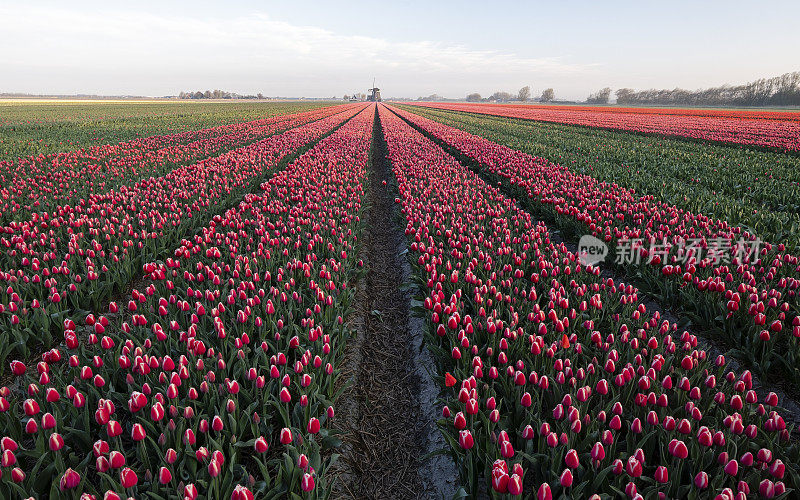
[49,433,64,451]
[591,442,605,462]
[120,467,137,488]
[770,459,785,479]
[92,439,109,457]
[759,479,775,498]
[458,430,474,449]
[2,449,16,467]
[255,436,269,453]
[669,439,688,459]
[280,427,293,445]
[184,428,196,445]
[0,437,17,452]
[158,466,172,484]
[23,399,40,415]
[694,471,708,489]
[560,469,573,487]
[212,415,224,432]
[537,482,552,500]
[10,360,26,376]
[231,485,254,500]
[654,465,668,484]
[208,459,221,477]
[626,457,642,477]
[500,439,514,458]
[184,483,199,500]
[11,467,25,483]
[301,473,316,492]
[491,466,509,493]
[131,423,146,441]
[565,449,579,469]
[109,450,126,469]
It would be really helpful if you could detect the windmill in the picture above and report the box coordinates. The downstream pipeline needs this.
[367,78,381,102]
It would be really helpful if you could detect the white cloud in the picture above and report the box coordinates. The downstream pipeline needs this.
[0,5,591,97]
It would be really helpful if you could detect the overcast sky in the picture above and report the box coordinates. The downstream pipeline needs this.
[1,0,798,99]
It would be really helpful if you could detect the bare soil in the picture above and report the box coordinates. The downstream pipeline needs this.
[332,107,458,499]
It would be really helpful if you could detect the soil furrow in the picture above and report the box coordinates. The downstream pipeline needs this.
[333,106,458,499]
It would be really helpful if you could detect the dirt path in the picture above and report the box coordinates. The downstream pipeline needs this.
[332,107,458,499]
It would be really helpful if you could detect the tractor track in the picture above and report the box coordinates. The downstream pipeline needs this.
[333,106,458,499]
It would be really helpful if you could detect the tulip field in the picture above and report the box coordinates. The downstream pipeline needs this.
[1,100,800,499]
[407,102,800,152]
[0,101,332,162]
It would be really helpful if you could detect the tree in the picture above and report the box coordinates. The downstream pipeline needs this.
[587,87,611,104]
[489,91,513,102]
[466,92,482,102]
[257,93,264,99]
[614,88,635,104]
[342,94,349,100]
[540,88,555,102]
[517,86,531,102]
[607,72,800,107]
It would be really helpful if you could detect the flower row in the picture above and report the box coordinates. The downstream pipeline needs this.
[398,103,800,251]
[0,105,341,224]
[408,102,800,152]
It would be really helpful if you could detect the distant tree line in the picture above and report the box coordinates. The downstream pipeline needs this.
[178,89,265,100]
[584,72,800,107]
[418,94,444,101]
[466,86,543,103]
[586,87,612,104]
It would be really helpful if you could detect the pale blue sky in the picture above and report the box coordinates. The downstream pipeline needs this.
[1,0,797,99]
